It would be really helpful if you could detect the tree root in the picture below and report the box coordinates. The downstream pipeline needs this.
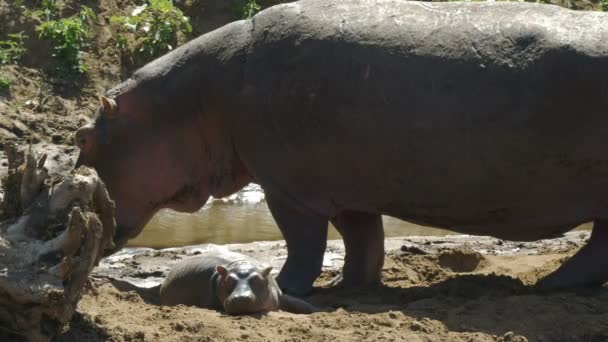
[0,144,116,341]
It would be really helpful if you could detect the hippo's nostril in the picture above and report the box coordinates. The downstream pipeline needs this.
[224,294,260,315]
[232,295,255,305]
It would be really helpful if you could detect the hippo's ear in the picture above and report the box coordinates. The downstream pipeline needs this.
[216,265,228,277]
[260,266,273,278]
[100,96,118,119]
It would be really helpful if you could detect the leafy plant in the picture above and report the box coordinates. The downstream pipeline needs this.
[37,6,96,73]
[116,34,128,51]
[40,0,60,19]
[0,33,27,65]
[0,77,11,91]
[232,0,262,19]
[24,0,61,21]
[241,0,261,19]
[601,0,608,11]
[111,0,192,58]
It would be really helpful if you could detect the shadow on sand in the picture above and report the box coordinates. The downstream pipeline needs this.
[308,274,608,341]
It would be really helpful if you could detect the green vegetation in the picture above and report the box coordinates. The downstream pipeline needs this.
[601,0,608,11]
[37,6,96,73]
[116,34,128,51]
[39,0,60,19]
[111,0,192,58]
[241,0,262,19]
[231,0,262,19]
[0,77,11,91]
[0,33,27,65]
[23,0,60,21]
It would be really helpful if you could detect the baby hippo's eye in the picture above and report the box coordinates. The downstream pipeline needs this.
[224,274,237,288]
[249,273,266,286]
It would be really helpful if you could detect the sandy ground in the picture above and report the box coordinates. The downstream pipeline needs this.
[50,232,608,342]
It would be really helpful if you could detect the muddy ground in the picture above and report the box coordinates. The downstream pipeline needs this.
[51,232,608,342]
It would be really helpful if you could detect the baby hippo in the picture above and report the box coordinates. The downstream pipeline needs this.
[159,251,317,315]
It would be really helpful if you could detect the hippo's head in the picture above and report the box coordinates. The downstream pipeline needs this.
[75,95,247,250]
[215,261,278,315]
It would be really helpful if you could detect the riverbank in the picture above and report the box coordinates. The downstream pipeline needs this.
[56,231,608,341]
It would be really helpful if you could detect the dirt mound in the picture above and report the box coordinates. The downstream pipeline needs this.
[438,248,485,272]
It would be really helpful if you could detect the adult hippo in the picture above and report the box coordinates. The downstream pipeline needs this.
[75,0,608,295]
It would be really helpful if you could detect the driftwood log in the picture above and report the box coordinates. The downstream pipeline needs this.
[0,145,116,341]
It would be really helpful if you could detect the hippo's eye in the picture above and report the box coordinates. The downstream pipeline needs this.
[249,273,266,286]
[224,274,237,288]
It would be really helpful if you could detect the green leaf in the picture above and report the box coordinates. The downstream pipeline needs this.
[110,16,127,24]
[35,5,96,74]
[109,0,191,60]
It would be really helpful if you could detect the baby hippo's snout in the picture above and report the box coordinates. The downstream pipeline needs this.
[219,265,275,315]
[224,288,259,315]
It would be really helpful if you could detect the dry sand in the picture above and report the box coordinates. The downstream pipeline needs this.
[54,232,608,342]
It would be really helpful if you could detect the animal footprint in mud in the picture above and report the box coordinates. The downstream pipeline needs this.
[437,248,486,273]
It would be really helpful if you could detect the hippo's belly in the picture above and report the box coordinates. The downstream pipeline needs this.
[232,1,608,241]
[250,127,608,241]
[238,94,608,240]
[246,126,608,241]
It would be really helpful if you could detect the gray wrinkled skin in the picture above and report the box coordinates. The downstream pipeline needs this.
[215,259,278,314]
[77,1,608,296]
[159,251,316,315]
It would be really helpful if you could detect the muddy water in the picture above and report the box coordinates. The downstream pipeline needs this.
[127,184,455,248]
[128,184,593,249]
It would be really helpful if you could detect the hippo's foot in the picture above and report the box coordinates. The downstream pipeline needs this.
[536,220,608,290]
[331,211,385,290]
[327,272,382,291]
[265,189,329,296]
[276,269,319,296]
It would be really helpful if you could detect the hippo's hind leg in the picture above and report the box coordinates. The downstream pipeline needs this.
[330,211,384,289]
[265,191,329,296]
[537,220,608,290]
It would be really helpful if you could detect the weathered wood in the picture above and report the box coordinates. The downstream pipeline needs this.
[0,144,116,341]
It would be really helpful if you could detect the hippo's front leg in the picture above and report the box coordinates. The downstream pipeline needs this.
[265,191,329,296]
[331,211,384,289]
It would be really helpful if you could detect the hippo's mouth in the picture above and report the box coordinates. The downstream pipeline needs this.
[223,298,266,315]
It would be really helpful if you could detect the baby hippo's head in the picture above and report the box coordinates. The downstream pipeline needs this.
[215,260,278,315]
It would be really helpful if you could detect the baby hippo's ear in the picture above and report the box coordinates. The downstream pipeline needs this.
[216,265,228,277]
[260,266,273,278]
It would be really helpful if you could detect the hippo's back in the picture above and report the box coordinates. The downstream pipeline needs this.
[233,1,608,240]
